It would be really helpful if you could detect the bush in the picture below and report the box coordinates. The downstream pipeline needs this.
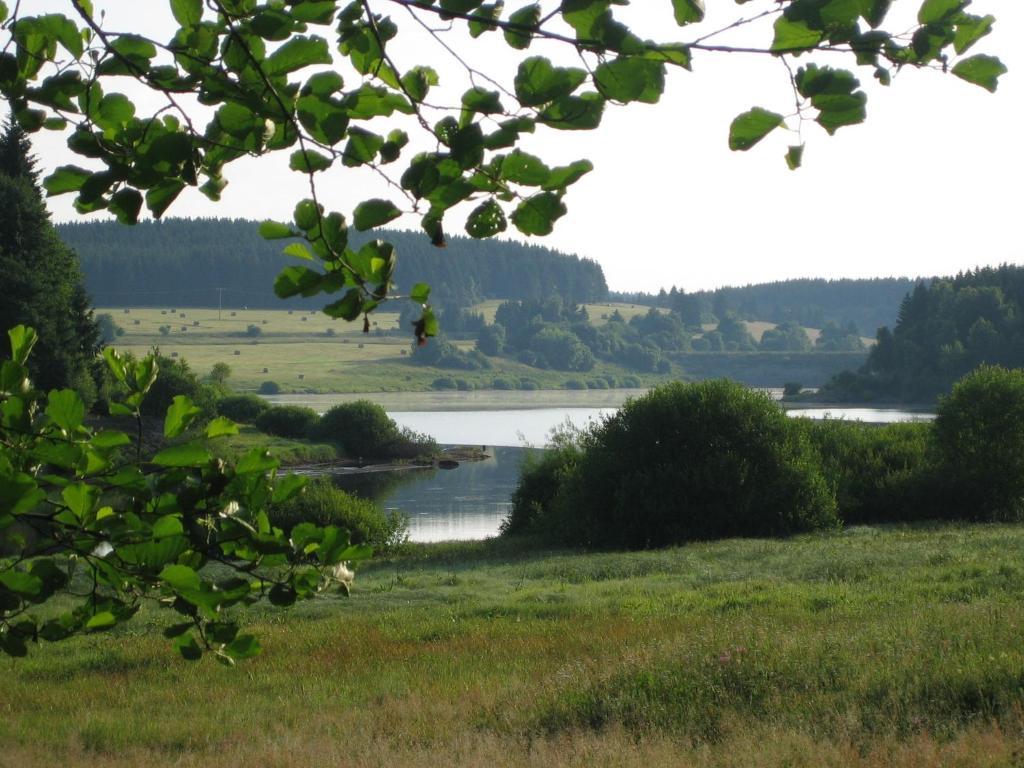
[518,378,540,391]
[621,375,642,388]
[311,400,435,459]
[933,365,1024,520]
[216,393,270,424]
[431,376,457,391]
[798,418,932,525]
[783,381,802,397]
[492,377,514,390]
[517,380,837,547]
[255,405,319,439]
[504,442,580,535]
[258,380,281,394]
[270,478,408,552]
[564,379,586,390]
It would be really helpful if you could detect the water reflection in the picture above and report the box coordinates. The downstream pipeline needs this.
[330,446,527,543]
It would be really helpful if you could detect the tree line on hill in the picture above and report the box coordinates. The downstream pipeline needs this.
[59,219,608,312]
[612,277,920,338]
[821,265,1024,402]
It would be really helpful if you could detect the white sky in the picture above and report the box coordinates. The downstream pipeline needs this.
[23,1,1024,293]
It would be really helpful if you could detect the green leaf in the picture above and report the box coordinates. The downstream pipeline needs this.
[595,57,665,104]
[43,166,91,196]
[109,188,144,225]
[671,0,704,25]
[46,389,84,431]
[728,108,784,151]
[8,326,37,367]
[952,54,1007,93]
[461,87,503,121]
[465,199,507,239]
[174,632,203,660]
[259,220,295,239]
[543,160,593,191]
[954,14,994,55]
[91,430,131,449]
[0,571,43,598]
[264,35,332,76]
[514,57,587,107]
[354,199,402,230]
[170,0,203,26]
[771,18,824,52]
[236,449,279,475]
[343,127,384,167]
[160,564,201,592]
[510,193,566,236]
[505,4,541,49]
[323,289,363,321]
[410,283,431,303]
[292,199,320,232]
[283,243,314,261]
[0,2,8,24]
[164,395,201,438]
[146,180,186,219]
[274,265,323,298]
[501,150,550,186]
[62,482,98,519]
[401,66,439,102]
[917,0,967,25]
[206,417,239,438]
[152,515,184,539]
[151,443,211,468]
[785,145,805,170]
[539,93,604,131]
[289,149,333,173]
[224,634,261,661]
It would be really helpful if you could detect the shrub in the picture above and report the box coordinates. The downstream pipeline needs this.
[270,478,409,552]
[431,376,457,391]
[216,393,270,424]
[492,377,513,390]
[564,379,586,390]
[258,380,281,394]
[504,442,581,535]
[518,378,540,390]
[798,418,932,525]
[783,381,802,397]
[246,324,262,337]
[933,365,1024,520]
[311,400,435,459]
[520,380,838,547]
[255,405,319,439]
[455,378,472,391]
[621,375,642,388]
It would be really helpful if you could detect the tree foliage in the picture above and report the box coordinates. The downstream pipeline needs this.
[0,0,1005,339]
[0,326,370,661]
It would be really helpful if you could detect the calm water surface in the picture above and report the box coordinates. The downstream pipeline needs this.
[277,392,934,542]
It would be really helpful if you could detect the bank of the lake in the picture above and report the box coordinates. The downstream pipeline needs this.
[4,523,1024,767]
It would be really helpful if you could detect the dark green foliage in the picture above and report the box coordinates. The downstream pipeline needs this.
[432,376,457,390]
[0,122,99,396]
[255,405,320,439]
[310,400,435,459]
[616,277,918,337]
[797,419,933,525]
[823,267,1024,402]
[528,326,594,371]
[476,322,506,355]
[816,320,865,351]
[933,366,1024,521]
[139,354,218,421]
[759,321,812,352]
[504,444,580,535]
[216,393,270,424]
[60,219,608,311]
[715,313,757,351]
[410,333,490,370]
[513,381,838,547]
[95,313,123,344]
[270,478,408,552]
[783,382,803,397]
[258,380,282,394]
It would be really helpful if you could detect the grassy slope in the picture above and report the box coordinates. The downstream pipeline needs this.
[4,523,1024,767]
[103,306,674,393]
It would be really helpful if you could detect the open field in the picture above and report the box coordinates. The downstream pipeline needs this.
[99,307,674,393]
[4,523,1024,767]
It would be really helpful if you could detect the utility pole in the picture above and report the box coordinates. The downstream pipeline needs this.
[217,288,225,320]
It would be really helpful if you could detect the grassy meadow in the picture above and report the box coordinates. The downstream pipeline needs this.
[4,523,1024,767]
[101,305,674,393]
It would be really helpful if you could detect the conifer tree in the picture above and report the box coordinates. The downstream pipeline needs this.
[0,117,99,397]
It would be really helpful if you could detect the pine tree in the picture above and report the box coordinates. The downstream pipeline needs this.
[0,118,99,397]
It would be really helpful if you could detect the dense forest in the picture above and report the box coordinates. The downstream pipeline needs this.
[821,265,1024,402]
[613,277,921,337]
[60,218,609,311]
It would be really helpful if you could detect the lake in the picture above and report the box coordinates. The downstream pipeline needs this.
[269,391,934,542]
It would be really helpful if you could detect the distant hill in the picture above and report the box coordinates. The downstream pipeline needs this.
[59,218,608,311]
[612,277,922,337]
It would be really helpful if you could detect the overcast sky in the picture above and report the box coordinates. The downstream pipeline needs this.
[26,1,1023,293]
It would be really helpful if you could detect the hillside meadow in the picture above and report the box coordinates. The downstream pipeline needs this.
[3,523,1024,767]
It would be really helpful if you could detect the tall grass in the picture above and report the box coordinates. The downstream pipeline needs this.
[3,524,1024,766]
